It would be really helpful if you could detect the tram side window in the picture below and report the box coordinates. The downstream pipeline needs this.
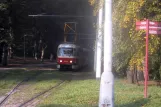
[78,48,83,57]
[73,48,77,56]
[82,49,84,56]
[80,48,84,57]
[77,48,80,56]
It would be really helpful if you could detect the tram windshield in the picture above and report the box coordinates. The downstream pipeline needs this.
[57,48,77,57]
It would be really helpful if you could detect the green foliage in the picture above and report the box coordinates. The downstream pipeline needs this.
[0,3,8,11]
[112,0,161,79]
[0,1,12,44]
[88,0,104,16]
[90,0,161,79]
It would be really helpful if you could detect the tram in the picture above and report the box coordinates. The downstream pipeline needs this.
[56,42,89,70]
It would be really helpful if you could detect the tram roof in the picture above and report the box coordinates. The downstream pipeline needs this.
[58,42,79,48]
[58,42,91,51]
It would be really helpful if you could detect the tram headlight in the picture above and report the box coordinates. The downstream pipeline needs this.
[60,60,62,62]
[70,60,73,63]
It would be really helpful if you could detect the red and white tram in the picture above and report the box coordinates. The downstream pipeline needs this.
[57,42,89,70]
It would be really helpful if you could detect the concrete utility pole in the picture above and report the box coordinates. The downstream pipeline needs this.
[94,42,97,72]
[96,3,103,78]
[99,0,114,107]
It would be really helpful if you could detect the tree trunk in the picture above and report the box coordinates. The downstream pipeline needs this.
[35,52,38,60]
[50,53,53,61]
[41,49,44,62]
[8,46,12,59]
[40,43,47,62]
[133,65,139,84]
[127,70,134,84]
[2,45,8,66]
[33,41,38,60]
[0,47,2,63]
[137,70,144,81]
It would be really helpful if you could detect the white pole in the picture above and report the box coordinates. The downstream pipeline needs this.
[94,15,99,72]
[99,0,114,107]
[94,40,97,72]
[96,6,103,78]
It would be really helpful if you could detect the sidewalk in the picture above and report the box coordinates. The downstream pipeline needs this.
[0,57,57,71]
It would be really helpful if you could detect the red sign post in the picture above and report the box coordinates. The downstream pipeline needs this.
[136,19,161,98]
[145,19,149,99]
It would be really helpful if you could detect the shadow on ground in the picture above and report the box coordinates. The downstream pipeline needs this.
[116,98,149,107]
[0,66,95,82]
[35,98,149,107]
[39,104,97,107]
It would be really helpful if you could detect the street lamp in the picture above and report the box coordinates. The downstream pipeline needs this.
[99,0,114,107]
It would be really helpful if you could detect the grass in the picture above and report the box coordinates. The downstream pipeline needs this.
[38,79,161,107]
[37,79,100,107]
[0,70,40,96]
[12,71,64,99]
[1,70,65,106]
[1,70,161,107]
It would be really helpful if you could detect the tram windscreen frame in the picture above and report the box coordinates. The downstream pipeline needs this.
[57,47,77,57]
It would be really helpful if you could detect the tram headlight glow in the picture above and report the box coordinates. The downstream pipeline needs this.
[60,60,62,62]
[70,60,73,63]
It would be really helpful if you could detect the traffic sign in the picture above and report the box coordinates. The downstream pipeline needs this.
[136,19,161,98]
[149,26,161,30]
[136,26,161,30]
[149,21,161,26]
[136,21,146,25]
[136,21,161,26]
[136,26,146,30]
[149,30,161,34]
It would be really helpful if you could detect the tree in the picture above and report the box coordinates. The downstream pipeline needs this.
[0,1,12,66]
[0,0,95,61]
[89,0,161,80]
[112,0,161,81]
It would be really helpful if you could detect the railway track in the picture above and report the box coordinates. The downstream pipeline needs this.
[0,71,11,80]
[0,73,8,80]
[18,80,66,107]
[0,70,73,107]
[0,70,45,107]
